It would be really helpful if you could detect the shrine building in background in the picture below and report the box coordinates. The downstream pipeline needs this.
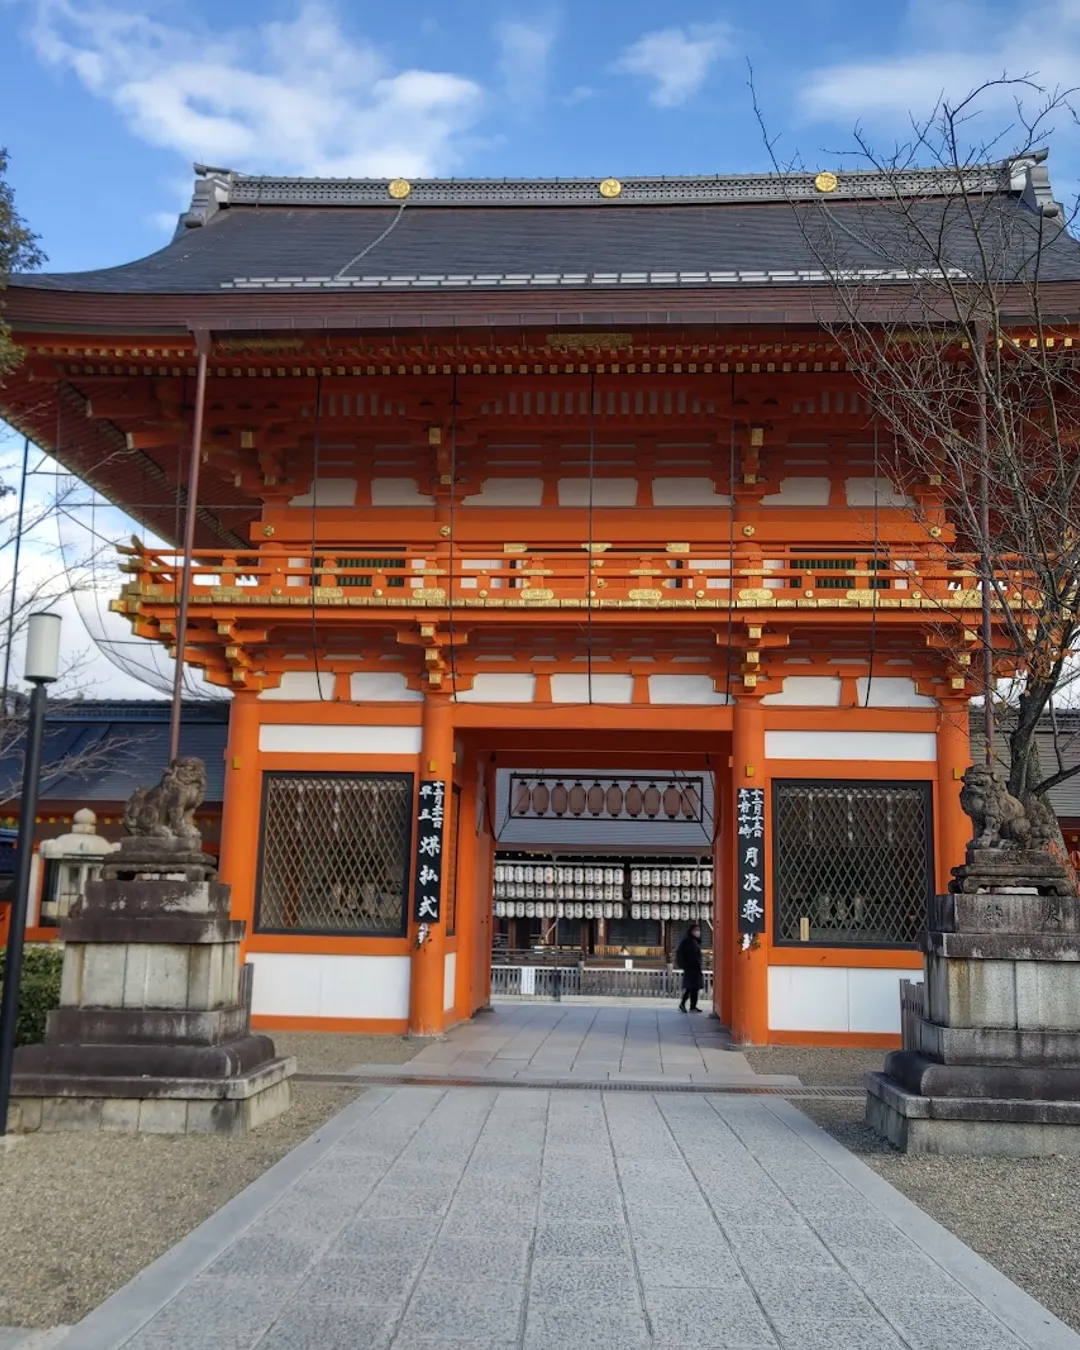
[4,160,1079,1044]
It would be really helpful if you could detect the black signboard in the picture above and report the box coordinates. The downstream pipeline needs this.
[736,787,766,935]
[413,779,447,923]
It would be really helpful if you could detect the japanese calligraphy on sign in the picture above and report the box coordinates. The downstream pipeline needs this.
[413,779,447,923]
[736,787,766,935]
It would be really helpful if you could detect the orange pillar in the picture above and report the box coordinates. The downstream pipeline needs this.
[730,696,769,1045]
[218,692,261,930]
[453,748,480,1020]
[409,697,453,1036]
[936,700,972,892]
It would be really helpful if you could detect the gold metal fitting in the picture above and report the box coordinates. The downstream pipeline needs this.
[388,178,412,199]
[599,177,622,198]
[439,525,452,536]
[814,171,838,193]
[261,524,275,537]
[742,524,756,537]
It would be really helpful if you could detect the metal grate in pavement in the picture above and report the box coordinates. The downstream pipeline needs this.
[294,1072,864,1098]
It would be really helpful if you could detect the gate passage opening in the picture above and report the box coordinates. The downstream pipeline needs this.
[491,767,717,993]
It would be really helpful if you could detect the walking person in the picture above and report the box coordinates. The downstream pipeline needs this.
[676,922,704,1013]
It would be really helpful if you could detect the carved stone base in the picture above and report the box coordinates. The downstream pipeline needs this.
[7,1059,294,1137]
[8,874,293,1136]
[866,1071,1080,1157]
[950,848,1074,896]
[103,839,216,883]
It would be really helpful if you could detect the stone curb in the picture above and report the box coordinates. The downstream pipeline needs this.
[763,1098,1080,1350]
[54,1087,396,1350]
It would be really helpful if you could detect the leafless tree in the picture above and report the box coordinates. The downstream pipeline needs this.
[754,74,1080,815]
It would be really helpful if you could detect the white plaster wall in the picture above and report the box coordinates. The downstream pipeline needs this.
[648,675,729,705]
[259,724,423,755]
[762,676,842,707]
[370,478,436,507]
[845,476,912,507]
[462,478,544,507]
[761,477,831,506]
[651,477,732,507]
[558,478,638,507]
[551,673,634,703]
[457,674,537,703]
[258,672,336,701]
[694,560,731,590]
[444,951,457,1012]
[460,559,506,590]
[248,953,411,1021]
[765,730,937,761]
[768,966,919,1035]
[854,677,936,708]
[350,673,424,703]
[287,478,357,507]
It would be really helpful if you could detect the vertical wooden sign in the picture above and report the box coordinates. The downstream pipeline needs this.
[736,787,766,935]
[413,779,447,923]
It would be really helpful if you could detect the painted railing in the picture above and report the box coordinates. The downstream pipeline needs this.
[117,543,1017,612]
[490,963,715,1001]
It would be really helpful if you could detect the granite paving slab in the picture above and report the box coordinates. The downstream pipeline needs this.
[51,1081,1080,1350]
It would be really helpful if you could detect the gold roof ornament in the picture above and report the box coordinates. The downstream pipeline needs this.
[599,178,622,198]
[388,178,412,200]
[814,171,839,194]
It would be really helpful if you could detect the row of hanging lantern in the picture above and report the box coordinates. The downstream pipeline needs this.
[492,900,713,920]
[494,863,625,901]
[630,866,713,906]
[510,778,702,821]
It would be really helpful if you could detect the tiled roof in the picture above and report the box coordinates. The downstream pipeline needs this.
[0,700,229,807]
[15,155,1080,297]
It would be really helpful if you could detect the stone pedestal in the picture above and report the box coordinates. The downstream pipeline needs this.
[7,873,294,1136]
[866,850,1080,1156]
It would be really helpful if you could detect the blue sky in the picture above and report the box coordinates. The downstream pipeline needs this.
[3,0,1080,698]
[4,0,1080,275]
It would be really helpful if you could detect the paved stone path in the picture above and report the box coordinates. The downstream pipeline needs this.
[351,1004,799,1086]
[59,1083,1080,1350]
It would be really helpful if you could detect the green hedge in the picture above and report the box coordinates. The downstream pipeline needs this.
[0,944,63,1046]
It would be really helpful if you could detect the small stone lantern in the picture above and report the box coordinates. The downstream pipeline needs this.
[39,809,119,926]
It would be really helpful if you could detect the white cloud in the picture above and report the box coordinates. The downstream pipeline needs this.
[496,16,558,113]
[611,22,733,108]
[28,0,485,177]
[800,0,1080,125]
[561,84,595,106]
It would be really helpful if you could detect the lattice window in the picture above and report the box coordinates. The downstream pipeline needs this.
[791,557,891,591]
[256,773,412,935]
[773,781,931,947]
[315,555,406,588]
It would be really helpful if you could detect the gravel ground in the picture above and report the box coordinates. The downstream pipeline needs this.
[743,1044,890,1086]
[0,1033,422,1329]
[796,1097,1080,1335]
[272,1030,422,1075]
[747,1047,1080,1332]
[0,1084,359,1328]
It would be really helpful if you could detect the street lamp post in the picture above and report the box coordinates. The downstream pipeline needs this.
[0,612,61,1135]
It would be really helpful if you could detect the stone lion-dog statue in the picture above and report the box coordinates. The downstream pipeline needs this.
[959,763,1030,850]
[123,757,207,841]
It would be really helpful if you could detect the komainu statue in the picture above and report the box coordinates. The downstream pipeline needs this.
[1021,788,1059,851]
[123,757,207,842]
[959,764,1030,849]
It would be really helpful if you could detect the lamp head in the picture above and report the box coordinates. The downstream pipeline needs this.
[24,612,62,684]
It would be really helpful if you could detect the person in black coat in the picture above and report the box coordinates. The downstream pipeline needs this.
[676,923,704,1012]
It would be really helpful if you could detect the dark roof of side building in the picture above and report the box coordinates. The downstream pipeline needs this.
[969,708,1080,820]
[14,155,1080,297]
[0,700,230,807]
